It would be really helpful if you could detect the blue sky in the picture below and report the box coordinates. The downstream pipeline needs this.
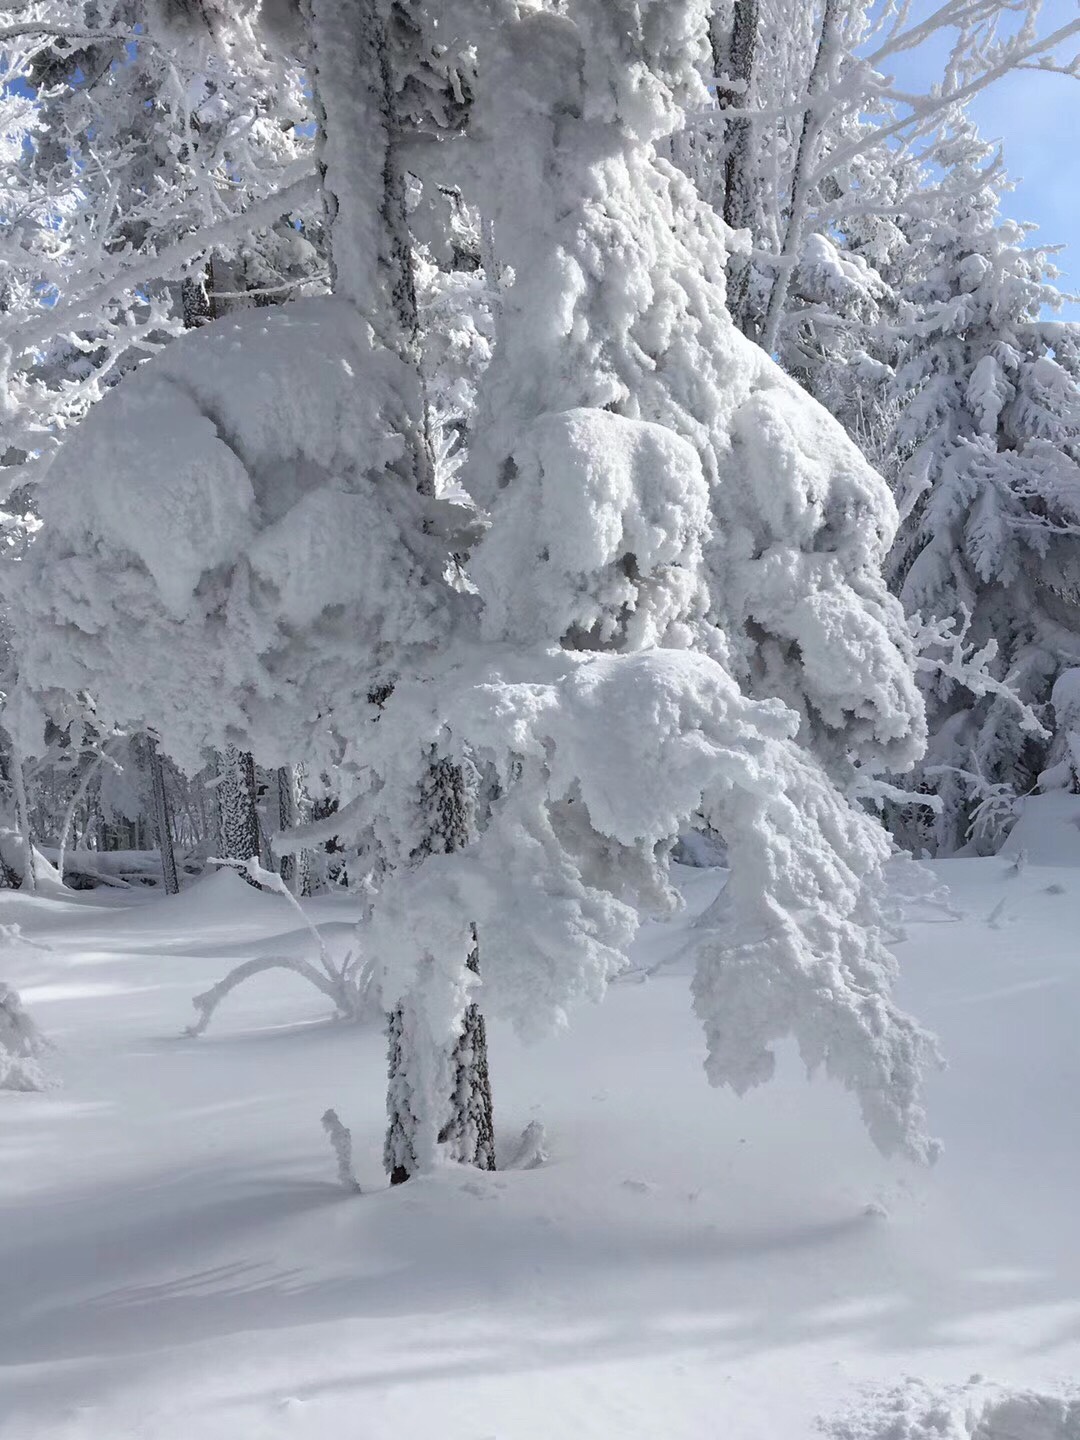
[968,43,1080,314]
[884,0,1080,317]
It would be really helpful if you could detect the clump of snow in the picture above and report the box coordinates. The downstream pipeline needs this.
[0,832,74,899]
[474,408,710,650]
[505,1118,548,1170]
[797,231,889,312]
[53,372,257,617]
[826,1379,1080,1440]
[0,948,50,1092]
[1001,791,1080,866]
[10,299,453,774]
[727,380,921,769]
[1038,667,1080,792]
[320,1107,362,1192]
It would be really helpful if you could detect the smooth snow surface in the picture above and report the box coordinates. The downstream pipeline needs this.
[3,808,1080,1439]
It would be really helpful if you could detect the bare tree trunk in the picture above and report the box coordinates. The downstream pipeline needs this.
[385,759,496,1183]
[11,749,35,893]
[181,267,213,329]
[216,746,260,867]
[440,930,496,1169]
[305,792,345,890]
[275,764,310,895]
[712,0,760,334]
[760,0,841,355]
[145,739,180,895]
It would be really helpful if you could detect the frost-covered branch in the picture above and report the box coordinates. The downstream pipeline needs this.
[55,736,125,885]
[210,855,333,970]
[910,612,1048,740]
[185,859,376,1036]
[186,951,372,1037]
[7,170,319,361]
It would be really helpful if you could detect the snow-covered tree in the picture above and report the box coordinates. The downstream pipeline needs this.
[0,0,317,497]
[886,126,1080,852]
[9,0,941,1177]
[686,0,1080,355]
[673,4,1080,854]
[429,0,935,1160]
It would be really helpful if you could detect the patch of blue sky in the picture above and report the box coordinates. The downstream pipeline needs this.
[871,0,1080,318]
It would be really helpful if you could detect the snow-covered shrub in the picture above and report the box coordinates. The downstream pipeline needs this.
[0,977,50,1092]
[186,858,378,1035]
[1038,668,1080,794]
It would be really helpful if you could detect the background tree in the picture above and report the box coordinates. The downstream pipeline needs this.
[885,126,1080,851]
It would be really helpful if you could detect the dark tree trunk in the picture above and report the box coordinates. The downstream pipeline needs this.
[712,0,760,335]
[275,764,310,895]
[309,791,346,889]
[384,946,496,1184]
[716,0,760,232]
[143,737,180,894]
[216,746,261,871]
[385,761,495,1184]
[181,267,214,328]
[440,932,496,1170]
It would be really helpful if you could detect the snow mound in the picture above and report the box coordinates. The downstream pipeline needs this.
[155,866,277,921]
[1000,792,1080,866]
[826,1381,1080,1440]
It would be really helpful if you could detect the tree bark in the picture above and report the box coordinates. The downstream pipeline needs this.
[440,930,495,1170]
[181,267,214,328]
[144,738,180,895]
[11,750,35,893]
[759,0,841,355]
[712,0,760,334]
[216,746,261,867]
[275,764,310,895]
[386,759,495,1184]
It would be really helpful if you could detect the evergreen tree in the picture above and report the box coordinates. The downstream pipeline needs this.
[8,0,941,1172]
[886,127,1080,851]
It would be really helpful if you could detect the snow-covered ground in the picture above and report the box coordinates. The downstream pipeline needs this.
[3,798,1080,1440]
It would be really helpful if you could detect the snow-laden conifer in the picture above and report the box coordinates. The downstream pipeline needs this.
[357,0,938,1162]
[11,0,940,1168]
[887,126,1080,851]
